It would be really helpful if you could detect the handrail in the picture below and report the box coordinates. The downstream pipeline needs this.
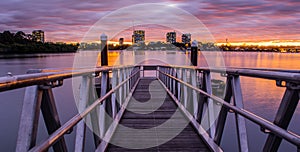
[158,68,300,147]
[158,65,300,84]
[28,69,141,152]
[1,65,299,92]
[226,67,300,73]
[0,65,136,92]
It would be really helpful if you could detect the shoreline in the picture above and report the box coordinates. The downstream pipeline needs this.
[0,52,76,59]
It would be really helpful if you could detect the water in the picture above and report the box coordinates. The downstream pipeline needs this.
[0,51,299,151]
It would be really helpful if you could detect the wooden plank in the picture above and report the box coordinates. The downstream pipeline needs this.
[95,78,141,152]
[106,77,212,152]
[158,78,223,152]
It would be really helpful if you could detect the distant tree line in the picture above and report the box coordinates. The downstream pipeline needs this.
[0,31,79,54]
[79,43,131,50]
[218,45,300,53]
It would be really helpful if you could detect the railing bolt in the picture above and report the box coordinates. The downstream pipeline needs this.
[66,127,73,134]
[260,127,271,134]
[228,109,234,113]
[220,73,227,77]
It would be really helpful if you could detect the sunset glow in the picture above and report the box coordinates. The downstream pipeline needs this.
[216,41,300,47]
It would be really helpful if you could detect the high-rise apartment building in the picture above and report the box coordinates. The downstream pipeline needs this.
[132,30,145,44]
[32,30,45,43]
[182,33,191,44]
[166,32,176,44]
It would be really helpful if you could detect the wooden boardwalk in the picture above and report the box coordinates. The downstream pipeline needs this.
[106,78,211,152]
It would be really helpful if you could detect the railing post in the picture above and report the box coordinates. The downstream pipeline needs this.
[75,75,93,152]
[263,84,299,152]
[126,67,130,95]
[89,75,101,148]
[40,87,67,152]
[131,67,134,87]
[176,68,181,100]
[160,67,163,82]
[167,68,170,90]
[190,69,198,118]
[111,70,118,119]
[141,66,144,77]
[138,66,141,79]
[16,86,42,151]
[203,71,216,138]
[124,68,128,96]
[156,66,159,78]
[197,71,205,122]
[169,67,172,91]
[122,68,126,98]
[161,67,165,84]
[165,67,167,84]
[214,76,233,145]
[172,68,176,95]
[118,69,123,106]
[182,68,188,107]
[130,67,134,89]
[232,75,249,152]
[170,67,173,93]
[185,69,193,113]
[126,68,129,95]
[122,68,127,100]
[99,71,109,138]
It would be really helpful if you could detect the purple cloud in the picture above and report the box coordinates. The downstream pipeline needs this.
[0,0,299,42]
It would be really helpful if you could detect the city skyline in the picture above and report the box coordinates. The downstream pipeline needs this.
[0,0,299,43]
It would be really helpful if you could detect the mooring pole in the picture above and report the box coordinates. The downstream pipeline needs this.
[99,33,110,142]
[100,33,108,66]
[191,40,198,66]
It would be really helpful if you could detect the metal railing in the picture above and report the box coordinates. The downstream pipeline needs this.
[0,65,140,152]
[0,65,299,152]
[157,65,300,152]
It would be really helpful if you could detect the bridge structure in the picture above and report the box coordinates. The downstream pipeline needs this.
[0,64,300,152]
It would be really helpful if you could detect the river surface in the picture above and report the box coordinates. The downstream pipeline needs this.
[0,51,299,151]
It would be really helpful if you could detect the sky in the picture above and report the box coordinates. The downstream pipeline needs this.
[0,0,299,43]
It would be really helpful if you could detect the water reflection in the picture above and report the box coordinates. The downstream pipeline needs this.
[0,51,299,151]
